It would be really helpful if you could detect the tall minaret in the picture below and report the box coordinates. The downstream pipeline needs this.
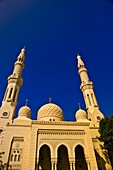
[0,48,25,121]
[77,54,104,126]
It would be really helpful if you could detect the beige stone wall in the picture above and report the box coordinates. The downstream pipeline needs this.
[1,122,31,170]
[0,118,112,170]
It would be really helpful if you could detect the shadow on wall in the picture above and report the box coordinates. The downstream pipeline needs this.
[94,149,106,170]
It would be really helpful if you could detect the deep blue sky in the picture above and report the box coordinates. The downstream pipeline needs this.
[0,0,113,120]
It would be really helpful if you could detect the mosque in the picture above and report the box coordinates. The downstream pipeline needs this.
[0,48,112,170]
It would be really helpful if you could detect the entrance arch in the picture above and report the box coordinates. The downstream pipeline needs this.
[57,144,70,170]
[38,144,51,170]
[75,145,88,170]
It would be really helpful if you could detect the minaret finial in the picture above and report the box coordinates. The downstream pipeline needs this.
[49,97,52,103]
[17,47,25,61]
[77,54,85,69]
[13,48,25,76]
[26,99,28,106]
[21,46,26,52]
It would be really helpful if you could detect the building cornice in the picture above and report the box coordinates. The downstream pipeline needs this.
[33,120,90,126]
[7,120,90,127]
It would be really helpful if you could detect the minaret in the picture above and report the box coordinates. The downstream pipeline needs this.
[77,55,104,126]
[0,48,25,121]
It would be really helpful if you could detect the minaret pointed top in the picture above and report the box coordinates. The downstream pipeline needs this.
[13,47,26,76]
[77,54,85,69]
[17,47,25,62]
[21,47,26,52]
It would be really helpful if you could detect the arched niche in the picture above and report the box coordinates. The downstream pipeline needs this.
[57,144,70,170]
[38,144,51,170]
[75,145,88,170]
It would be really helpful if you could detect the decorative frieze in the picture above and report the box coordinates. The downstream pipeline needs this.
[13,137,24,142]
[33,120,90,126]
[38,129,85,135]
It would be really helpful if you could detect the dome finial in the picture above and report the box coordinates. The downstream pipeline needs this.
[78,102,81,109]
[25,99,28,106]
[49,97,52,103]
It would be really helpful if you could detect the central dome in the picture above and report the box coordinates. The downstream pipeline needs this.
[37,103,64,121]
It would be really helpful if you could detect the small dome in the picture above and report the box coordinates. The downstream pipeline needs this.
[37,103,64,121]
[18,105,31,118]
[75,108,88,122]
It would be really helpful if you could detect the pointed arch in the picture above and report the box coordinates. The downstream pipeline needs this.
[75,145,88,170]
[38,144,51,170]
[57,144,70,170]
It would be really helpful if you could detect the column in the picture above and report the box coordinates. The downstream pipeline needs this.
[87,160,91,170]
[51,162,54,170]
[69,159,76,170]
[70,162,73,170]
[51,158,57,170]
[73,162,75,170]
[85,157,91,170]
[54,162,57,170]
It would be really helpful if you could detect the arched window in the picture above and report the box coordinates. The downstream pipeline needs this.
[14,155,17,161]
[0,129,4,145]
[75,145,88,170]
[13,89,17,102]
[87,94,91,106]
[57,145,70,170]
[18,155,21,161]
[8,88,13,99]
[38,145,51,170]
[91,94,95,104]
[10,155,13,161]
